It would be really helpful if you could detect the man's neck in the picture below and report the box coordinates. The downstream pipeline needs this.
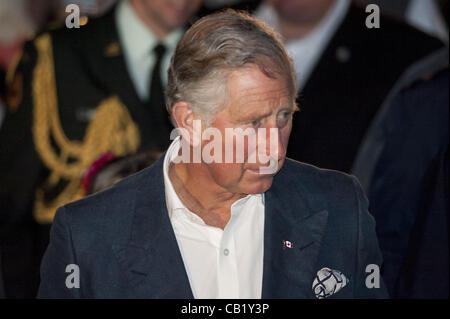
[278,20,318,41]
[276,4,335,41]
[169,162,245,230]
[130,0,170,40]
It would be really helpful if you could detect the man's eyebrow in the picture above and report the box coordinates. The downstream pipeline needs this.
[231,108,274,124]
[240,109,272,121]
[282,103,297,110]
[277,103,298,113]
[233,103,297,123]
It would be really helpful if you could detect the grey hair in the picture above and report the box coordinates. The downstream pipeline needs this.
[165,9,298,125]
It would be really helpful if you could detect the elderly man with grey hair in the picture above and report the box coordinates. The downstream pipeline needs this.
[38,10,388,299]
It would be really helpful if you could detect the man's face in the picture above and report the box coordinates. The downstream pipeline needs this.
[138,0,202,32]
[268,0,335,25]
[200,66,295,195]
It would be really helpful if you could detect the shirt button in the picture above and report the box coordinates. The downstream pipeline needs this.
[223,248,229,256]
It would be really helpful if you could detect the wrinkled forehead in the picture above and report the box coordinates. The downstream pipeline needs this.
[224,67,295,118]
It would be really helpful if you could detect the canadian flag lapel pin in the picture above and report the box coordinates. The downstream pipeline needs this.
[283,240,293,249]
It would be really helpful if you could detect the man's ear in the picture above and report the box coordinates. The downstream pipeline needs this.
[171,101,202,146]
[172,101,195,132]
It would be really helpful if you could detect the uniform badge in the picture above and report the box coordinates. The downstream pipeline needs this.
[104,41,121,57]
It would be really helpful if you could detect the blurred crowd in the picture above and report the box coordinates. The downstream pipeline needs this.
[0,0,448,299]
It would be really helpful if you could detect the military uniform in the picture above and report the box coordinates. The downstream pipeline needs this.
[0,4,209,297]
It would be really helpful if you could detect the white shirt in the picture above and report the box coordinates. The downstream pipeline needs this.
[406,0,448,44]
[254,0,351,90]
[115,0,183,101]
[163,136,265,299]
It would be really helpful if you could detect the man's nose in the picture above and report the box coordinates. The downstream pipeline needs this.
[261,124,285,161]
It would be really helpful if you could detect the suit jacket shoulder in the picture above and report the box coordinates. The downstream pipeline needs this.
[61,156,161,246]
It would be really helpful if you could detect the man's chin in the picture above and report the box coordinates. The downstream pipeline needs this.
[242,175,275,194]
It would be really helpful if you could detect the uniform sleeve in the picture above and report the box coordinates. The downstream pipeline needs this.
[38,206,81,298]
[351,176,390,298]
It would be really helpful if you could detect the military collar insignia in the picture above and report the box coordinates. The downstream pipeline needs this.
[104,41,121,57]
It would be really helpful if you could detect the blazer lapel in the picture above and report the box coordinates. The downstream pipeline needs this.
[262,162,329,298]
[112,156,194,298]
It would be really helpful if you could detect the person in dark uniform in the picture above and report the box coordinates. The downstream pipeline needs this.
[0,0,203,298]
[238,0,444,173]
[369,63,449,299]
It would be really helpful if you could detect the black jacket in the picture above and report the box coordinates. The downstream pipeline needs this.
[286,2,443,173]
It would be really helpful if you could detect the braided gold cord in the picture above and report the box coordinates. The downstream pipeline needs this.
[31,33,140,224]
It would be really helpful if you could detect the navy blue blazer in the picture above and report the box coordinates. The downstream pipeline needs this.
[38,157,388,298]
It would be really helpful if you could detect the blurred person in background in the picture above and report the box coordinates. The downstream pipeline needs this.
[0,0,36,76]
[57,0,117,17]
[358,0,448,43]
[0,0,58,299]
[0,0,203,298]
[0,0,37,128]
[243,0,444,174]
[368,57,448,298]
[0,0,59,93]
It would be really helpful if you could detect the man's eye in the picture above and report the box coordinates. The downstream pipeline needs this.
[277,111,293,127]
[281,111,293,118]
[249,119,262,128]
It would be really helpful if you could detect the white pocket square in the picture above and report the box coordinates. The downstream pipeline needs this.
[312,267,349,299]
